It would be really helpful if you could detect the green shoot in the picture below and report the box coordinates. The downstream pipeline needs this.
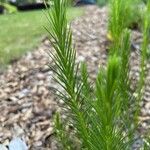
[108,0,144,51]
[54,113,71,150]
[134,0,150,127]
[108,0,128,47]
[46,0,90,148]
[46,0,150,149]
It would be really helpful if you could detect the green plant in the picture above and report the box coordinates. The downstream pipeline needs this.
[2,3,17,13]
[143,0,149,3]
[0,0,17,14]
[47,0,150,149]
[108,0,132,52]
[108,0,146,44]
[108,0,150,140]
[134,0,150,126]
[143,136,150,150]
[97,0,108,6]
[54,113,72,150]
[14,0,37,5]
[125,0,145,30]
[0,0,6,3]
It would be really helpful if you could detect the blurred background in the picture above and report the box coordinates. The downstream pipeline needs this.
[0,0,85,66]
[0,0,148,66]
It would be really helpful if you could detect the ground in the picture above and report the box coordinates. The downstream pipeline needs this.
[0,5,150,149]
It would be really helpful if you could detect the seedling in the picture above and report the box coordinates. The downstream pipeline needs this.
[46,0,150,149]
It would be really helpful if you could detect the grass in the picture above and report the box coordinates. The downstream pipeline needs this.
[0,7,83,65]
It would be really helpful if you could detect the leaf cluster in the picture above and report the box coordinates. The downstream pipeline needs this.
[46,0,150,149]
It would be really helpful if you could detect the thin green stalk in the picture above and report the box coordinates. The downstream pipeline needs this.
[134,0,150,127]
[54,113,71,150]
[46,0,91,148]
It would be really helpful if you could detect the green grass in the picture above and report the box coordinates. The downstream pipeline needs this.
[0,8,83,65]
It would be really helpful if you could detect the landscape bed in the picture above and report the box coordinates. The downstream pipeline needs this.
[0,0,150,149]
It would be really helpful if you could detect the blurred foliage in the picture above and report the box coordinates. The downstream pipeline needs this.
[108,0,147,44]
[0,1,17,14]
[142,0,149,3]
[97,0,108,6]
[12,0,37,5]
[2,3,17,13]
[125,0,145,30]
[98,0,147,31]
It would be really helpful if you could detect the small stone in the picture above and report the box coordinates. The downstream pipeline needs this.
[13,124,24,137]
[36,73,45,80]
[0,144,8,150]
[18,89,30,99]
[9,138,28,150]
[8,97,18,102]
[3,139,9,147]
[145,103,150,110]
[77,56,85,62]
[33,141,42,147]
